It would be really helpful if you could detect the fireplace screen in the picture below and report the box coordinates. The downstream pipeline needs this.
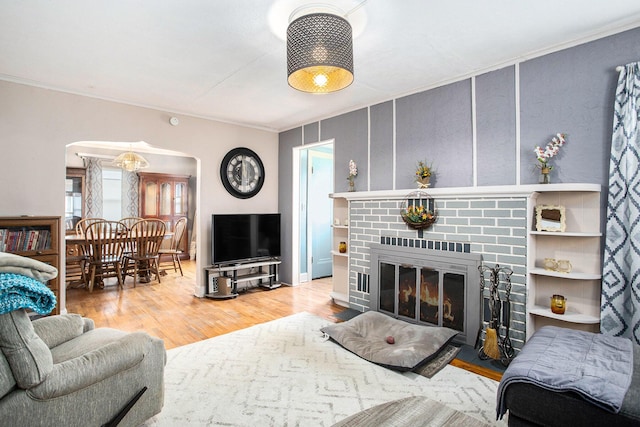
[379,263,466,332]
[370,244,481,346]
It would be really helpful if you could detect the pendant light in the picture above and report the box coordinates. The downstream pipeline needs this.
[287,10,354,93]
[113,150,149,172]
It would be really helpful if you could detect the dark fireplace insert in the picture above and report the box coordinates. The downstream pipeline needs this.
[370,243,481,346]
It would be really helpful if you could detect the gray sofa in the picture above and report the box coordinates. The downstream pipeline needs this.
[0,308,166,426]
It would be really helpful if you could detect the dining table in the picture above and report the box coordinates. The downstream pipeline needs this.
[65,231,174,289]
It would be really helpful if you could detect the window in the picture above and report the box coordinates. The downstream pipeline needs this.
[102,167,122,220]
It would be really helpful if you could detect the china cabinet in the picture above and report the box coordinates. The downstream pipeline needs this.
[138,173,190,258]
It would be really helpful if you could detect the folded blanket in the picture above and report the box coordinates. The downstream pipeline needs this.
[0,252,58,283]
[496,325,633,419]
[0,273,57,315]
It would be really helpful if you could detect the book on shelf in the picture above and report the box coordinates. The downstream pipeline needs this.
[0,229,50,252]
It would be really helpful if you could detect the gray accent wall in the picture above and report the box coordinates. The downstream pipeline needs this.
[476,66,517,186]
[321,108,369,193]
[396,80,473,189]
[279,26,640,284]
[304,123,319,144]
[370,101,394,191]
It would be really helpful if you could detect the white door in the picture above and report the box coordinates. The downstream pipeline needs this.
[308,150,333,279]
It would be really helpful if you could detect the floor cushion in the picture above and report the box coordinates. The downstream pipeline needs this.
[321,311,458,371]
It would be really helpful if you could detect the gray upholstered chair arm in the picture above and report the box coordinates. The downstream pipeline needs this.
[32,314,87,349]
[28,332,153,399]
[82,317,95,333]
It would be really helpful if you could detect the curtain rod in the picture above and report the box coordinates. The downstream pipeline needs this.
[76,152,116,160]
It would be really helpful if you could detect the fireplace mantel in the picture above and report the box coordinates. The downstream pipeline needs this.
[331,183,601,201]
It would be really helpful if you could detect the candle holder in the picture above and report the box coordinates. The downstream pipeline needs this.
[550,294,566,314]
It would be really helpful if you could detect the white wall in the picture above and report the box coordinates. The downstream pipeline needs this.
[0,80,279,310]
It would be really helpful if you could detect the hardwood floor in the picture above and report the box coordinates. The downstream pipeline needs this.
[65,260,502,381]
[65,260,346,349]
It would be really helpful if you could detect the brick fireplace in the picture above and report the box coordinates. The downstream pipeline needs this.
[340,188,529,352]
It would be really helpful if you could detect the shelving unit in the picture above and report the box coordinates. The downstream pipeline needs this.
[204,259,281,300]
[330,195,349,307]
[526,187,602,338]
[0,216,61,315]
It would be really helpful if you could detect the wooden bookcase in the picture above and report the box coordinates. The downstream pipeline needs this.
[0,216,61,315]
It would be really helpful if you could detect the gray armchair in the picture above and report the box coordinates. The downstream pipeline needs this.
[0,308,165,426]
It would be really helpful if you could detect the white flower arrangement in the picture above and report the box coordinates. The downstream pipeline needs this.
[534,133,566,170]
[348,159,358,178]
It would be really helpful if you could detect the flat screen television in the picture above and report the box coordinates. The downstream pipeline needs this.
[211,213,281,265]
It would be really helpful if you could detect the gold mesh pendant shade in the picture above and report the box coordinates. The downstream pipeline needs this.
[113,151,149,172]
[287,13,354,93]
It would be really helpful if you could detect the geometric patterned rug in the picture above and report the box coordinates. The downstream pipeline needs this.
[143,313,506,426]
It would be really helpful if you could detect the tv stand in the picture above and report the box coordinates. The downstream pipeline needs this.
[204,259,281,300]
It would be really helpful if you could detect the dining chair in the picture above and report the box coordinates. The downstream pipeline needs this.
[84,220,127,292]
[75,217,104,237]
[66,217,104,289]
[158,217,187,276]
[122,219,166,287]
[120,216,143,230]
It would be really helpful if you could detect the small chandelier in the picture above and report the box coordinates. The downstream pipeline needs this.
[287,11,354,93]
[113,151,149,172]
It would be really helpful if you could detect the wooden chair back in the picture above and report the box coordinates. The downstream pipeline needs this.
[84,220,127,263]
[168,217,187,251]
[84,220,127,291]
[75,218,104,237]
[120,217,143,230]
[130,219,166,258]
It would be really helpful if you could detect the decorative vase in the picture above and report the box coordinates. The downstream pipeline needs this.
[556,259,572,273]
[550,294,566,314]
[540,166,551,184]
[543,258,557,271]
[338,242,347,253]
[348,178,355,192]
[417,176,431,188]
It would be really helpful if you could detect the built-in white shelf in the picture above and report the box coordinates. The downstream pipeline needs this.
[529,231,602,237]
[331,225,349,230]
[529,305,600,324]
[529,267,602,280]
[331,250,348,257]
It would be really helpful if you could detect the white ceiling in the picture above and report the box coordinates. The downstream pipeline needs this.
[2,0,640,132]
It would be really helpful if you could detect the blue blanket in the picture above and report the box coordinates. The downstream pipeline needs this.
[0,273,57,315]
[497,325,633,420]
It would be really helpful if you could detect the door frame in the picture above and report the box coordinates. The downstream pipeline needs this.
[291,139,334,286]
[307,148,333,280]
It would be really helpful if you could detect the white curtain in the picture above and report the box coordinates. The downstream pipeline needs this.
[601,62,640,344]
[121,169,139,217]
[84,157,103,218]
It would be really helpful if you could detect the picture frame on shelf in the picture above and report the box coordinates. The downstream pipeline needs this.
[535,205,566,232]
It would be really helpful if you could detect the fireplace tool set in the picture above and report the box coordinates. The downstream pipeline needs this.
[477,264,514,366]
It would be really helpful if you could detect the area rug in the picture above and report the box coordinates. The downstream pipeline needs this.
[143,312,505,426]
[414,344,461,379]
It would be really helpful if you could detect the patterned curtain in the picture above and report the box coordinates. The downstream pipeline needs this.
[84,157,103,218]
[601,62,640,344]
[121,169,139,217]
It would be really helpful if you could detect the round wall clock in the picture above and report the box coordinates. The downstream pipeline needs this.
[220,147,265,199]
